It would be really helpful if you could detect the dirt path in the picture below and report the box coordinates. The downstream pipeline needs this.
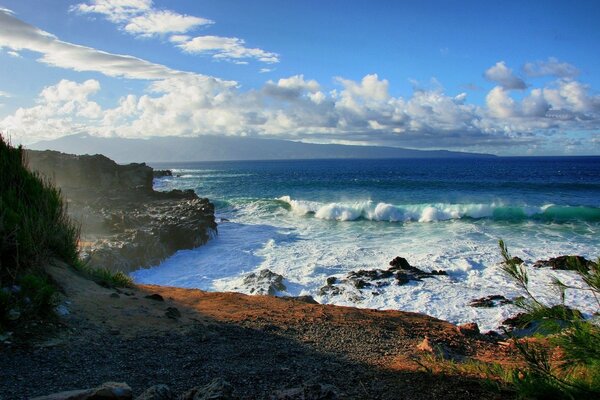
[0,263,515,399]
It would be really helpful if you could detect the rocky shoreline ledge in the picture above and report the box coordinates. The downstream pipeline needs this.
[26,150,217,273]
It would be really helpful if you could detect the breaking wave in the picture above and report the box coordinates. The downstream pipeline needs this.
[276,196,600,223]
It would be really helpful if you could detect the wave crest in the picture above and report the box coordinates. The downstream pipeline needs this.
[277,196,600,223]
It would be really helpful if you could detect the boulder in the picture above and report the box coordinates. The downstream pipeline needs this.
[31,382,132,400]
[242,269,286,295]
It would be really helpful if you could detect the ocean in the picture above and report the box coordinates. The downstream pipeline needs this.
[131,157,600,332]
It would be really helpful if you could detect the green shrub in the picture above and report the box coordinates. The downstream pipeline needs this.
[74,262,134,288]
[498,240,600,398]
[0,134,80,284]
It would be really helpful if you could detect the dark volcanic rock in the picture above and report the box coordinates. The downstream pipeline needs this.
[502,305,584,336]
[153,169,173,178]
[241,269,286,295]
[469,295,512,308]
[26,150,217,273]
[533,255,596,271]
[320,256,447,296]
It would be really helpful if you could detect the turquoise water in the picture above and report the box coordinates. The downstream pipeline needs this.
[133,157,600,331]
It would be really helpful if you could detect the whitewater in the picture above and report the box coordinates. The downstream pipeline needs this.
[132,157,600,332]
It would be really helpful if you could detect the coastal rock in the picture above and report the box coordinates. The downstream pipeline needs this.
[242,269,286,295]
[180,378,236,400]
[153,169,173,178]
[469,295,511,308]
[272,383,339,399]
[135,385,173,400]
[26,149,217,273]
[502,305,584,336]
[533,255,596,271]
[31,382,132,400]
[320,256,447,296]
[457,322,480,336]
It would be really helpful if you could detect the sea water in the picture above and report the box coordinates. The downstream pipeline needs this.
[131,157,600,332]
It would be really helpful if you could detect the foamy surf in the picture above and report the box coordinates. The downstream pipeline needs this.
[136,158,600,333]
[277,196,600,222]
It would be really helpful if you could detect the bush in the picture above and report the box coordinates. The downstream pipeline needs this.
[0,134,80,283]
[498,240,600,398]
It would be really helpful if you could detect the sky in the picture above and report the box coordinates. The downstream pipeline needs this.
[0,0,599,155]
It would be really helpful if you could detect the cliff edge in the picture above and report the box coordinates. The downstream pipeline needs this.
[26,150,217,273]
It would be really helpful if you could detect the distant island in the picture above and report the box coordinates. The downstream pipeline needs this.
[30,133,495,163]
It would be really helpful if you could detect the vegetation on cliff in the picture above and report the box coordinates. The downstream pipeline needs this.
[0,134,80,331]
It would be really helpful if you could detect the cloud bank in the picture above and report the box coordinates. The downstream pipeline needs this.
[0,9,598,154]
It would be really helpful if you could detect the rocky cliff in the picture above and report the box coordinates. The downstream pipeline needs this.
[26,150,217,272]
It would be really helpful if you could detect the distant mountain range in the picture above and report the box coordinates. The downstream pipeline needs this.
[30,134,495,163]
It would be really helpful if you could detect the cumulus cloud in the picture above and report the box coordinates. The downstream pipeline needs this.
[484,61,527,90]
[7,71,599,153]
[523,57,579,78]
[177,35,279,63]
[74,1,213,37]
[124,10,213,37]
[0,90,11,98]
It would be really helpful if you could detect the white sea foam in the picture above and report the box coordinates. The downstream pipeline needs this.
[132,196,599,333]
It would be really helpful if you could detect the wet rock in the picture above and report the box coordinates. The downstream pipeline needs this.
[469,295,511,308]
[502,305,584,336]
[31,382,132,400]
[533,255,596,271]
[153,170,173,178]
[242,269,286,295]
[457,322,480,336]
[181,378,236,400]
[272,383,339,399]
[135,384,173,400]
[506,256,524,265]
[326,277,337,285]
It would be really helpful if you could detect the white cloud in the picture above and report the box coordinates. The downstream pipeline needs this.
[124,10,213,37]
[484,61,527,90]
[0,90,11,98]
[74,1,212,37]
[177,35,279,63]
[523,57,579,78]
[486,86,518,118]
[0,9,222,81]
[72,0,152,23]
[7,50,21,58]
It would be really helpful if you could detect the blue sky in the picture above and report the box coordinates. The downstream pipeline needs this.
[0,0,599,155]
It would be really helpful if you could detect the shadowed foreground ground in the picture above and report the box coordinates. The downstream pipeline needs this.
[0,263,515,399]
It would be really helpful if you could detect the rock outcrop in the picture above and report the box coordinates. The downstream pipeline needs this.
[320,256,447,297]
[240,269,286,295]
[26,150,217,272]
[533,255,596,271]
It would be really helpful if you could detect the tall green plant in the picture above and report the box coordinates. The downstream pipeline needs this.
[498,240,600,399]
[0,134,80,283]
